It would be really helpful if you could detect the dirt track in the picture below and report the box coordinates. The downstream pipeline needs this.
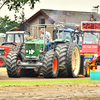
[0,73,100,100]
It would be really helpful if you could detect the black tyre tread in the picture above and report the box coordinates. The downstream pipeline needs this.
[6,51,13,77]
[6,51,22,77]
[55,44,69,77]
[66,43,80,78]
[42,51,59,78]
[58,68,68,78]
[13,43,23,52]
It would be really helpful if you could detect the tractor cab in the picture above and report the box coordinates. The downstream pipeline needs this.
[2,31,30,45]
[57,29,73,42]
[82,32,99,54]
[53,22,83,48]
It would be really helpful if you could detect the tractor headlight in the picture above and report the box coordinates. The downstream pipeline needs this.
[26,50,28,53]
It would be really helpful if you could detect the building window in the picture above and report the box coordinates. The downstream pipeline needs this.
[40,19,45,24]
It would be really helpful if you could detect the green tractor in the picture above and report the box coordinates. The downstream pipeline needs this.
[6,24,80,78]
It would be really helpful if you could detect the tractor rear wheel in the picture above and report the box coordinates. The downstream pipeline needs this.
[42,51,59,78]
[6,51,22,77]
[58,68,68,77]
[85,62,90,77]
[66,43,80,78]
[55,44,69,77]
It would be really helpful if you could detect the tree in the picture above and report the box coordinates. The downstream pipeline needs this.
[0,16,20,33]
[0,0,40,11]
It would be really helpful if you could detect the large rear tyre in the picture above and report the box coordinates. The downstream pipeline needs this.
[42,51,59,78]
[66,43,80,78]
[55,44,69,77]
[6,51,22,77]
[58,68,68,78]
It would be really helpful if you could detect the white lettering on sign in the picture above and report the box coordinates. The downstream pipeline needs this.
[83,45,97,49]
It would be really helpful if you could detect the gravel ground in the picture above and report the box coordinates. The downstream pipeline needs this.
[0,73,100,100]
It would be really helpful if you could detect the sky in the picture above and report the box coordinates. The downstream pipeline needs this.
[0,0,100,20]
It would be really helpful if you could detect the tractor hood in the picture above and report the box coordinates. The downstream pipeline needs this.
[80,44,98,54]
[25,39,47,57]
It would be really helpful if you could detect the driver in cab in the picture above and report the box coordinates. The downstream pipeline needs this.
[40,28,52,51]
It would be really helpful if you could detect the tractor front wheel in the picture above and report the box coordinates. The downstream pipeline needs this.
[6,51,22,77]
[42,51,59,78]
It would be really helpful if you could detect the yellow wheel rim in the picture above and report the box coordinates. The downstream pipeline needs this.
[72,47,80,76]
[87,66,90,74]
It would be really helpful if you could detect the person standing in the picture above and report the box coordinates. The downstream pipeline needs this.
[40,28,52,51]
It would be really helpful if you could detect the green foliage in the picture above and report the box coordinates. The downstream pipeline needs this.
[0,0,40,11]
[0,16,20,33]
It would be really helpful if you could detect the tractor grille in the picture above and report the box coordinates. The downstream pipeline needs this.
[26,44,35,50]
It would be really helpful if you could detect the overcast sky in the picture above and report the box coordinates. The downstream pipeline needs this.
[0,0,100,20]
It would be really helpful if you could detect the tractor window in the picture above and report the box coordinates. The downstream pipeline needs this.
[59,31,72,42]
[15,34,23,43]
[7,34,14,42]
[83,32,99,44]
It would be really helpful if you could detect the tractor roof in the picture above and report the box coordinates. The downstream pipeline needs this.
[59,29,74,32]
[6,31,26,34]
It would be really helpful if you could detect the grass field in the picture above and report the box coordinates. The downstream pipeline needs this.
[0,79,100,86]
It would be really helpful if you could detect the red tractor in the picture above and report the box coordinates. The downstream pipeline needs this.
[0,31,30,67]
[79,21,100,77]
